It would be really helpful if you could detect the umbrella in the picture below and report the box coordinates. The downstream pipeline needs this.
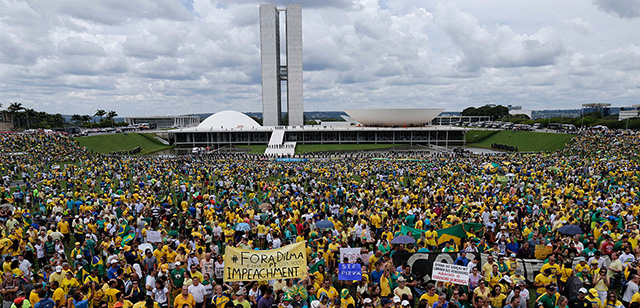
[259,203,272,211]
[549,166,560,171]
[390,235,416,245]
[138,243,153,254]
[316,220,334,229]
[558,225,583,235]
[235,223,251,232]
[505,173,516,177]
[0,204,14,211]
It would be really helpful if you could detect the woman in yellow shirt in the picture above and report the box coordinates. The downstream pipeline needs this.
[488,285,506,308]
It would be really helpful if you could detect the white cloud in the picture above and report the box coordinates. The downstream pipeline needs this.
[0,0,639,115]
[593,0,640,18]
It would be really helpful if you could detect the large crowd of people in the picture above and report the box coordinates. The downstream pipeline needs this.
[0,129,639,308]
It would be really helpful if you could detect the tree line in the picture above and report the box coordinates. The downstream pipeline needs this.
[2,102,124,129]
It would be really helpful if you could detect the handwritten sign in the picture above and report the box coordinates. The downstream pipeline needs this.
[338,263,362,281]
[146,231,162,243]
[535,245,553,260]
[432,262,469,285]
[224,242,307,282]
[340,248,362,263]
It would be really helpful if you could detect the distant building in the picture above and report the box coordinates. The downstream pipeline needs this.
[582,103,612,117]
[0,111,14,131]
[509,109,532,118]
[124,116,200,129]
[619,105,640,120]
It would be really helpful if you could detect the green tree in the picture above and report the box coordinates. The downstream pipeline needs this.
[94,109,106,123]
[71,114,82,126]
[8,102,24,128]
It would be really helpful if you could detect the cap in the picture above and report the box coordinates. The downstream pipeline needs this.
[393,297,401,304]
[589,288,598,297]
[579,288,588,294]
[363,298,373,304]
[111,259,118,264]
[76,255,83,259]
[397,276,406,282]
[340,289,349,298]
[311,301,321,308]
[55,266,62,272]
[236,289,245,296]
[502,276,512,283]
[401,301,410,306]
[510,254,516,258]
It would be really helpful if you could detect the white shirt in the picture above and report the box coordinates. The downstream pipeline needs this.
[146,275,156,296]
[188,283,207,303]
[18,260,32,279]
[153,287,169,304]
[272,238,281,249]
[623,281,639,302]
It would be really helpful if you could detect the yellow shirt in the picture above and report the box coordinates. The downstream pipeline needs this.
[420,293,439,307]
[535,274,553,294]
[62,277,80,292]
[380,275,391,297]
[105,288,120,308]
[58,221,70,234]
[52,288,66,308]
[29,290,40,306]
[317,286,338,299]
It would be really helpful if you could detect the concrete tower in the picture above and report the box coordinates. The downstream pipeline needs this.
[259,4,303,127]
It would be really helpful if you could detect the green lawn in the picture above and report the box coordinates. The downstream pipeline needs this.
[467,130,574,152]
[295,143,406,153]
[76,133,173,155]
[236,145,268,153]
[465,130,499,143]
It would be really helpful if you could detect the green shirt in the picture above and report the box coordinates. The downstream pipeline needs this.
[171,268,186,288]
[537,293,559,308]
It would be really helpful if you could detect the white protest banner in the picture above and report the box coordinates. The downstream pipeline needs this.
[432,262,469,285]
[340,248,362,263]
[146,230,162,243]
[361,252,374,264]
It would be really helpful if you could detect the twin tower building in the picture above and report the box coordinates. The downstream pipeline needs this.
[259,4,303,127]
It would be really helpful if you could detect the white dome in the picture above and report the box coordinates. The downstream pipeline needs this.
[198,110,261,129]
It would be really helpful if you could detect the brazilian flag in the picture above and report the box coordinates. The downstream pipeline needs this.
[121,233,135,247]
[77,267,91,282]
[117,224,131,238]
[436,223,484,246]
[91,256,105,276]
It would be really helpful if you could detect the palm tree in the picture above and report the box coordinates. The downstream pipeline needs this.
[24,108,37,129]
[71,114,82,126]
[81,115,92,125]
[94,109,106,123]
[106,110,118,126]
[8,102,24,128]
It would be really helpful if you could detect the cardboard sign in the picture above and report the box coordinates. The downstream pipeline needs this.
[340,248,362,263]
[146,231,162,243]
[338,263,362,281]
[535,245,553,260]
[432,262,469,285]
[224,242,307,282]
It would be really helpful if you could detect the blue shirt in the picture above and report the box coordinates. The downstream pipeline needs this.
[34,298,55,308]
[433,301,449,308]
[455,256,469,266]
[371,269,384,284]
[107,265,120,279]
[74,299,89,308]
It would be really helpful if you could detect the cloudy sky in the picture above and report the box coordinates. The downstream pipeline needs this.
[1,0,639,116]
